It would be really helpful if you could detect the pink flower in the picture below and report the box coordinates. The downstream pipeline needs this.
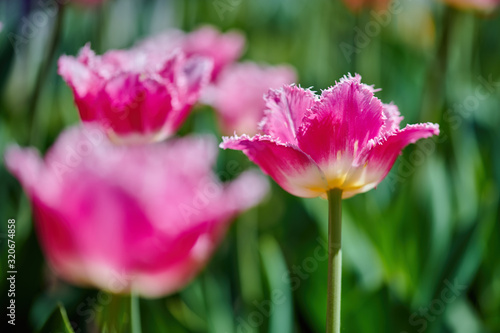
[138,25,245,81]
[5,125,268,297]
[58,44,212,143]
[221,74,440,199]
[204,62,297,135]
[442,0,499,11]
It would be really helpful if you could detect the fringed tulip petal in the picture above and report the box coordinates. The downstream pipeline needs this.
[359,122,441,186]
[260,85,317,145]
[297,74,385,188]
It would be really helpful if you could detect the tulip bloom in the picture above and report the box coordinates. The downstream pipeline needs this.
[58,44,212,143]
[204,62,297,135]
[222,74,439,332]
[138,25,246,81]
[5,125,268,297]
[221,74,440,199]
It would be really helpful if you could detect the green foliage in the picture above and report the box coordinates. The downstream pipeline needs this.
[39,304,75,333]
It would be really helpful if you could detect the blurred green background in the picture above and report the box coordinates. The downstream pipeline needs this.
[1,0,499,332]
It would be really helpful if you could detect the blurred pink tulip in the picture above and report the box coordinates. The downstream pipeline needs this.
[204,62,297,135]
[221,74,440,199]
[58,44,212,143]
[139,25,246,81]
[5,125,268,297]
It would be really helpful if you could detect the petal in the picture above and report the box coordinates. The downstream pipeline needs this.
[380,103,404,136]
[58,53,104,122]
[4,145,57,202]
[183,25,245,80]
[162,55,213,135]
[343,122,440,197]
[220,134,327,198]
[180,56,213,104]
[297,74,385,186]
[205,62,297,135]
[100,74,172,135]
[259,85,317,144]
[222,169,270,214]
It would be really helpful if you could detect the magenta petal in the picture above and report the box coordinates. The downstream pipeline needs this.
[221,135,327,198]
[259,85,317,144]
[58,53,104,122]
[162,56,213,136]
[297,74,385,186]
[350,123,440,194]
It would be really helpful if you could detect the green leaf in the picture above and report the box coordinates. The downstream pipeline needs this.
[38,303,75,333]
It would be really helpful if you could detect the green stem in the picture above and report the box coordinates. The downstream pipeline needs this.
[28,3,65,144]
[131,291,142,333]
[326,188,343,333]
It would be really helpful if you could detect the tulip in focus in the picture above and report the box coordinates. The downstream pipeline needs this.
[58,44,212,143]
[221,74,440,199]
[5,125,268,297]
[205,62,297,135]
[222,73,439,332]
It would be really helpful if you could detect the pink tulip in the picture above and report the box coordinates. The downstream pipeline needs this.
[221,74,440,199]
[5,125,268,297]
[138,25,245,81]
[442,0,500,11]
[58,44,212,143]
[204,62,297,135]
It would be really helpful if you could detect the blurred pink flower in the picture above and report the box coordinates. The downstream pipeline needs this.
[5,125,268,297]
[139,25,245,81]
[442,0,500,11]
[58,44,212,143]
[204,62,297,135]
[221,74,440,199]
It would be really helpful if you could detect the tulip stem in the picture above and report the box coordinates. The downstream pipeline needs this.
[326,188,343,333]
[131,291,142,333]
